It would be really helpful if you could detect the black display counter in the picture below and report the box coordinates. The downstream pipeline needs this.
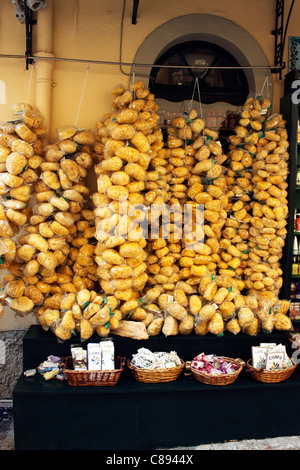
[21,325,291,370]
[13,325,300,450]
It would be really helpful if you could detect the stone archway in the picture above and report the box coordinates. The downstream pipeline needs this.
[132,14,272,101]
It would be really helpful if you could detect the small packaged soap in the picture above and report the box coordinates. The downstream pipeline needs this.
[24,369,36,377]
[44,368,60,380]
[71,344,87,370]
[101,339,115,370]
[259,343,277,349]
[164,361,177,368]
[252,346,267,369]
[87,343,102,370]
[265,351,285,370]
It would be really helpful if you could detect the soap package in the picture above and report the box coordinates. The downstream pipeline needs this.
[101,339,115,370]
[71,344,87,370]
[251,346,267,370]
[87,342,102,370]
[265,351,285,370]
[252,343,292,370]
[86,339,115,370]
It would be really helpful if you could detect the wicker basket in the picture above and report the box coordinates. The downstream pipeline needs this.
[246,359,297,383]
[127,359,185,383]
[61,356,126,386]
[185,357,245,386]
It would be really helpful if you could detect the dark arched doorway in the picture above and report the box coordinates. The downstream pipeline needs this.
[149,40,249,107]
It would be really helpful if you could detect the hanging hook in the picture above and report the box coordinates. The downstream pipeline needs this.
[187,78,197,112]
[259,73,269,98]
[187,78,203,119]
[25,61,34,109]
[195,77,204,119]
[131,64,136,86]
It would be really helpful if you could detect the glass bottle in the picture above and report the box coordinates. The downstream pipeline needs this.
[297,167,300,186]
[297,212,300,232]
[293,236,299,275]
[206,111,212,127]
[295,281,300,300]
[223,113,228,129]
[211,111,217,128]
[217,111,223,128]
[292,256,299,276]
[291,282,297,299]
[293,236,298,256]
[229,114,236,129]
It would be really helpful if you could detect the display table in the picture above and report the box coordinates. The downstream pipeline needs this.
[13,325,300,450]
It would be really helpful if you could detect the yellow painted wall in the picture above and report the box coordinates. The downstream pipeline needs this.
[0,0,299,329]
[1,0,299,136]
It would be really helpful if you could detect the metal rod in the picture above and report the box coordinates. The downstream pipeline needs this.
[0,54,26,60]
[0,52,284,71]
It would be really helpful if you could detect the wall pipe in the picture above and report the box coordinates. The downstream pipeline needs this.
[34,0,54,143]
[0,53,283,72]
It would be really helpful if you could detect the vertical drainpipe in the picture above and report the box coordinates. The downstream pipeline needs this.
[34,0,54,143]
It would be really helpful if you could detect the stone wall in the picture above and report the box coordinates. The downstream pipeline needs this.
[0,330,26,399]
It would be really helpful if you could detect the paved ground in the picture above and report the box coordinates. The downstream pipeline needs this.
[0,411,14,450]
[173,435,300,450]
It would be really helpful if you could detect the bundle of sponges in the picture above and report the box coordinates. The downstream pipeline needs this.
[223,96,291,334]
[2,119,97,327]
[38,288,118,341]
[0,105,46,316]
[92,81,165,336]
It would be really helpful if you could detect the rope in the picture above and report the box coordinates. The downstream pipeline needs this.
[259,73,270,99]
[187,77,203,118]
[130,64,136,99]
[187,79,197,112]
[74,62,90,127]
[195,77,204,119]
[25,62,34,109]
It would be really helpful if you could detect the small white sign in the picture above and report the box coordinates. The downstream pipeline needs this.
[0,340,6,364]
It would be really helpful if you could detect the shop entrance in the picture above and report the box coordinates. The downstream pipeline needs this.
[149,39,249,107]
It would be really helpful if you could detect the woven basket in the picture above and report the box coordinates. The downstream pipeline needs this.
[185,357,245,386]
[61,356,126,386]
[127,359,185,383]
[246,359,297,383]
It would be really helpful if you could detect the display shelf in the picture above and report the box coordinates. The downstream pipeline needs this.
[13,345,300,450]
[21,325,290,371]
[14,369,300,450]
[13,325,299,450]
[280,75,299,302]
